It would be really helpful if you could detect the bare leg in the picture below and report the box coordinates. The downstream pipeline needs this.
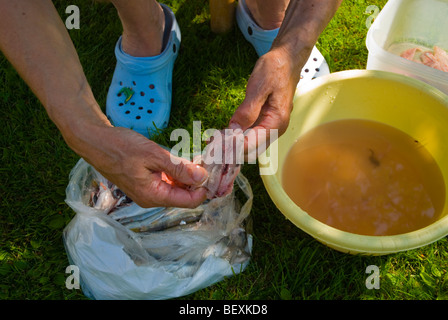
[109,0,165,57]
[0,0,207,208]
[245,0,290,30]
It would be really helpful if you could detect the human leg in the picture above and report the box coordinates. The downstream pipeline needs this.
[106,1,181,138]
[0,0,206,208]
[245,0,289,30]
[236,0,329,82]
[236,0,282,57]
[109,0,165,57]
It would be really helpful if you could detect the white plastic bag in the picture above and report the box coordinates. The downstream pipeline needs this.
[63,158,253,300]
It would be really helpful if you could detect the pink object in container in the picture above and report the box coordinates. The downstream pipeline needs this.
[366,0,448,95]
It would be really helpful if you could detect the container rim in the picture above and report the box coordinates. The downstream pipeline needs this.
[260,69,448,255]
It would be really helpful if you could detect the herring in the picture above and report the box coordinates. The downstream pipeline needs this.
[129,207,205,232]
[194,128,244,199]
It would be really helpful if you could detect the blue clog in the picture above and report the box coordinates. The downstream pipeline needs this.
[106,3,181,138]
[236,0,330,84]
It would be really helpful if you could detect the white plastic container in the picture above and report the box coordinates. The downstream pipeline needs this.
[366,0,448,95]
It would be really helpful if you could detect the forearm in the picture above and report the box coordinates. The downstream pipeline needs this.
[0,0,110,155]
[272,0,343,75]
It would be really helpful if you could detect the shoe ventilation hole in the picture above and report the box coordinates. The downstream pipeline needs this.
[119,103,123,106]
[130,102,135,105]
[150,98,154,103]
[133,81,136,86]
[248,26,253,35]
[138,106,143,110]
[125,110,130,114]
[136,116,141,120]
[147,109,152,114]
[119,81,123,86]
[140,91,145,96]
[313,57,318,61]
[149,84,155,89]
[304,69,309,73]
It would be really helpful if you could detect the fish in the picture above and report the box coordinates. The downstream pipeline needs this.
[202,227,250,265]
[400,47,421,61]
[194,128,244,199]
[116,206,165,224]
[92,182,116,211]
[88,180,133,214]
[128,207,205,232]
[400,46,448,72]
[420,46,448,72]
[140,229,216,262]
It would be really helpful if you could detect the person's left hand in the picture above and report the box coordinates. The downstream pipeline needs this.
[228,47,302,155]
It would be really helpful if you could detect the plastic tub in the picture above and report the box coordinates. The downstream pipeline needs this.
[366,0,448,95]
[260,70,448,255]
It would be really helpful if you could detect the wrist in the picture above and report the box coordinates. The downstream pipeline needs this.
[271,0,341,73]
[48,91,112,159]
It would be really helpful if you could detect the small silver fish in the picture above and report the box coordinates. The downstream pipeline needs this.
[118,207,165,224]
[202,227,250,265]
[129,207,205,233]
[89,180,132,214]
[195,128,244,199]
[93,182,116,211]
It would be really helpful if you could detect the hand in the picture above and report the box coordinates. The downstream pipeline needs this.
[229,0,343,155]
[78,125,208,208]
[229,47,300,154]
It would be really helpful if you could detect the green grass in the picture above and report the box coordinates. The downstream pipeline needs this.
[1,0,447,300]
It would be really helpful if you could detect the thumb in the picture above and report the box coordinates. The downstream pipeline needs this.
[229,100,259,131]
[162,154,208,187]
[229,75,268,130]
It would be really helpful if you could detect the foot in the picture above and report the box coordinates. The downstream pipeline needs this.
[236,0,330,83]
[245,0,286,30]
[236,0,279,57]
[106,3,181,138]
[117,1,165,57]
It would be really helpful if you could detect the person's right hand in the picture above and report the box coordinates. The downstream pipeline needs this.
[76,125,209,208]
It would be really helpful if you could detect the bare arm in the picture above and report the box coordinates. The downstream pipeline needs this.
[0,1,105,134]
[230,0,342,140]
[273,0,343,77]
[0,0,207,208]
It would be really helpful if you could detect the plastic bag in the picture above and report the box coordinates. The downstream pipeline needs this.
[63,158,253,300]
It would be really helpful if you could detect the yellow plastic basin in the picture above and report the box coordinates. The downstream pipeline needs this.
[260,70,448,255]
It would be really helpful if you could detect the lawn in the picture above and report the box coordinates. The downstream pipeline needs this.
[1,0,447,300]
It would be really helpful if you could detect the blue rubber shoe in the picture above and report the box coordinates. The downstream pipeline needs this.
[236,0,278,57]
[236,0,330,84]
[106,3,181,138]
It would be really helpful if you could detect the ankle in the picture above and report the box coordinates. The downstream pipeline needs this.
[245,0,286,30]
[119,2,165,57]
[121,29,164,57]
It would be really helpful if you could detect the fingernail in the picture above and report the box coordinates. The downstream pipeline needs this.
[192,165,207,183]
[228,122,242,130]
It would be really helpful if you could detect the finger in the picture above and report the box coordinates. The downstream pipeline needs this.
[229,74,269,131]
[148,178,207,208]
[242,98,291,158]
[153,149,209,187]
[252,103,292,136]
[244,124,280,163]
